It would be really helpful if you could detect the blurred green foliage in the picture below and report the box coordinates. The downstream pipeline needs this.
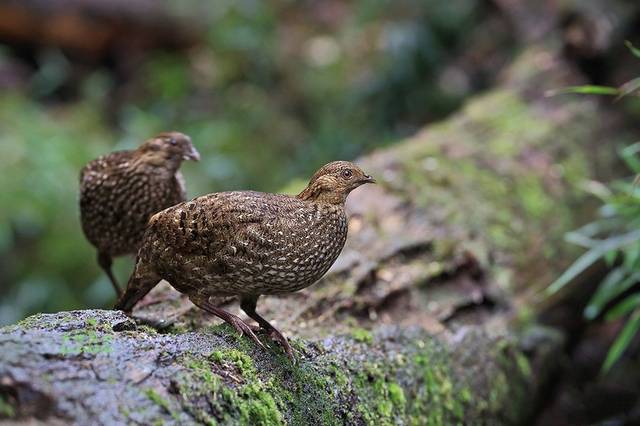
[547,42,640,372]
[547,144,640,372]
[0,1,487,324]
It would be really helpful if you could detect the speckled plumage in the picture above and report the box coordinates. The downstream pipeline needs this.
[79,131,199,296]
[115,161,375,358]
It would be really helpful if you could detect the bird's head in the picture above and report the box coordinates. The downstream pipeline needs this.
[137,131,200,171]
[298,161,375,204]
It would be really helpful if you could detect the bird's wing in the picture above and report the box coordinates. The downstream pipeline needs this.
[79,150,132,191]
[151,192,301,263]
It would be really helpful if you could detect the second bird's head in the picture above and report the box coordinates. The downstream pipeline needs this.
[137,131,200,170]
[299,161,375,204]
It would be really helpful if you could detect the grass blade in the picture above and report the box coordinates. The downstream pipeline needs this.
[547,230,640,295]
[546,248,604,295]
[625,40,640,59]
[602,308,640,373]
[547,85,619,96]
[584,268,635,320]
[606,294,640,321]
[617,77,640,99]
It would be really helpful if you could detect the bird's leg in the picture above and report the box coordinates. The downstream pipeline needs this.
[114,260,160,313]
[189,294,265,349]
[240,295,294,360]
[98,252,122,297]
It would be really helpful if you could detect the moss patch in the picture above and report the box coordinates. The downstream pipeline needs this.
[351,328,373,344]
[59,317,114,356]
[1,310,542,425]
[145,388,180,422]
[0,394,15,418]
[174,350,285,425]
[373,88,596,292]
[353,361,408,425]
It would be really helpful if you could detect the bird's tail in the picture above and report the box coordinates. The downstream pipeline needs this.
[114,254,160,313]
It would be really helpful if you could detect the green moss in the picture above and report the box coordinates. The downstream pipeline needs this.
[118,406,131,420]
[487,371,509,413]
[330,364,349,387]
[384,87,597,292]
[460,387,473,403]
[0,395,15,418]
[351,328,373,344]
[16,313,46,329]
[127,331,532,424]
[211,349,255,378]
[209,324,260,353]
[406,350,483,425]
[166,323,189,334]
[176,350,285,425]
[351,361,410,426]
[60,329,113,356]
[236,383,283,425]
[388,383,406,408]
[136,324,159,335]
[144,388,180,421]
[515,353,532,378]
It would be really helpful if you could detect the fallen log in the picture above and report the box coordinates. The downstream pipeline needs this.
[0,44,625,425]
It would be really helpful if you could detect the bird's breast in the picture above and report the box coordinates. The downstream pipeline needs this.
[239,206,348,294]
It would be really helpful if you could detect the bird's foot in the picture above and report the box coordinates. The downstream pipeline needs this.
[245,320,295,360]
[191,297,266,350]
[224,314,266,350]
[265,327,294,361]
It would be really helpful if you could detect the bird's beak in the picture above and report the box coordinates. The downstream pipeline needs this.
[359,174,376,184]
[183,145,200,161]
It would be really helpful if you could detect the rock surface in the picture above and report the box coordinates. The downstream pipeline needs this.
[0,310,561,425]
[0,44,628,425]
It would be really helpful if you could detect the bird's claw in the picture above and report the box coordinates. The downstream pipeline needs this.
[267,328,295,361]
[228,315,266,349]
[247,325,295,361]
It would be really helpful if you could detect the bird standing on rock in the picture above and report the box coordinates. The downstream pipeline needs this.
[79,132,200,297]
[115,161,375,359]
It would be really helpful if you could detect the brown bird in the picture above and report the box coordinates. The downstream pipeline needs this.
[115,161,375,358]
[80,132,200,297]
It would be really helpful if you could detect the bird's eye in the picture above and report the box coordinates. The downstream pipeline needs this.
[168,138,177,146]
[341,169,353,179]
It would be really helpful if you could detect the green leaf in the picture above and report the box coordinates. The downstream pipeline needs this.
[547,230,640,295]
[620,142,640,173]
[546,248,605,295]
[604,249,618,267]
[621,141,640,156]
[565,230,599,249]
[625,40,640,59]
[602,308,640,373]
[548,85,620,96]
[606,295,640,321]
[582,180,612,201]
[617,77,640,99]
[584,268,636,320]
[623,242,640,270]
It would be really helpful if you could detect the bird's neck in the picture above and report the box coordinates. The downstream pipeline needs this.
[135,151,181,175]
[297,183,346,205]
